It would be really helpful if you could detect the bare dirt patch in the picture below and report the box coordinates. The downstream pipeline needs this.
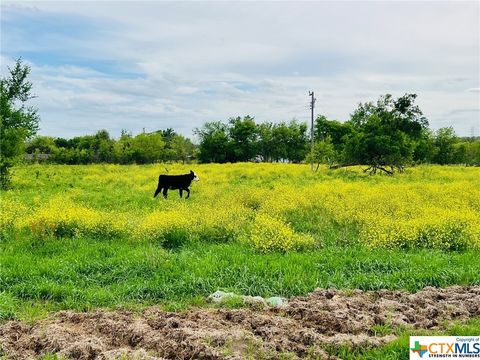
[1,286,479,359]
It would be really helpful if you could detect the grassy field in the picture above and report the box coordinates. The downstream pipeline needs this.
[1,163,479,322]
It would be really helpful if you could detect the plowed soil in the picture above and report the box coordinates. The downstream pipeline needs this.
[1,286,479,359]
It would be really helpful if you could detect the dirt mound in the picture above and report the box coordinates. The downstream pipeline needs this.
[1,286,479,359]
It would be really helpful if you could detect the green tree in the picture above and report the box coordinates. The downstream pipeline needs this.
[157,128,177,161]
[50,147,77,164]
[130,132,165,164]
[314,115,351,146]
[314,115,351,164]
[93,129,114,162]
[285,120,308,163]
[305,136,336,171]
[113,131,135,164]
[257,122,274,162]
[195,121,232,163]
[54,137,72,149]
[159,128,176,144]
[432,127,458,165]
[343,93,428,173]
[25,136,57,155]
[412,129,435,163]
[170,134,196,163]
[228,115,258,162]
[269,120,308,163]
[0,59,40,188]
[452,142,468,164]
[271,122,289,161]
[465,140,480,166]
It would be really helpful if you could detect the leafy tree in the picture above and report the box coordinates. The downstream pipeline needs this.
[157,128,177,161]
[285,120,308,163]
[313,115,351,164]
[270,122,289,161]
[93,129,114,162]
[158,128,176,143]
[432,127,458,165]
[130,132,165,164]
[71,135,95,153]
[453,142,467,165]
[343,94,428,173]
[170,134,196,163]
[465,140,480,166]
[195,121,232,163]
[50,146,77,164]
[305,136,336,171]
[54,137,72,149]
[314,115,351,146]
[270,120,308,163]
[257,122,274,162]
[228,115,258,162]
[113,131,135,164]
[0,59,40,188]
[25,136,56,154]
[413,129,435,163]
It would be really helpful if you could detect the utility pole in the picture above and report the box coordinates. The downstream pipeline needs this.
[309,91,316,171]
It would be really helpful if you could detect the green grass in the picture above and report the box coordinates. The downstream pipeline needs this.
[1,164,479,322]
[324,318,480,359]
[1,232,479,322]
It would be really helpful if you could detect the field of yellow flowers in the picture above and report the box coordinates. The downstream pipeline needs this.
[2,163,480,321]
[2,163,479,251]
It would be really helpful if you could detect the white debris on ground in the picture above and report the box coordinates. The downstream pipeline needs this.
[207,290,286,308]
[266,296,285,307]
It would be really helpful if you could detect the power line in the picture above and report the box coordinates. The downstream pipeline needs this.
[309,91,316,171]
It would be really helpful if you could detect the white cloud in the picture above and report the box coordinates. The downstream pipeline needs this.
[1,1,479,137]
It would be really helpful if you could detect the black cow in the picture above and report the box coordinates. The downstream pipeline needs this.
[153,170,199,199]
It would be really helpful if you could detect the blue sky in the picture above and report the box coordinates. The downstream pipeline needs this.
[1,1,479,139]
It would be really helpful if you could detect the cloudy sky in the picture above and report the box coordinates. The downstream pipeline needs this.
[1,1,479,139]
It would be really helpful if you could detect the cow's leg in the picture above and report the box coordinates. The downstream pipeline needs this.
[185,188,190,199]
[179,188,183,198]
[162,188,168,199]
[154,186,163,198]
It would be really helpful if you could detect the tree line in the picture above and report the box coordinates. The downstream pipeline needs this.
[194,116,308,163]
[26,109,480,172]
[194,99,480,172]
[2,59,479,188]
[25,129,196,165]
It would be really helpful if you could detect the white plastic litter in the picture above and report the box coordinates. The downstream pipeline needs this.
[208,290,236,303]
[208,291,286,308]
[266,296,285,308]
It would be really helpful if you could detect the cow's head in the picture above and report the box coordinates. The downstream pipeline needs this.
[190,170,200,181]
